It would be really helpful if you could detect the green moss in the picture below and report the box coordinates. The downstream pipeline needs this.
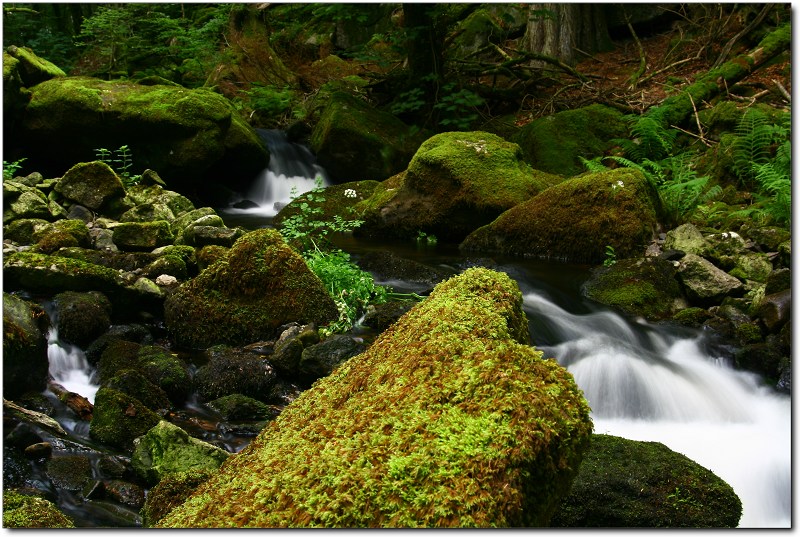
[32,219,91,253]
[206,394,274,421]
[3,490,75,528]
[89,387,162,451]
[141,470,215,527]
[4,251,124,294]
[274,180,380,228]
[551,434,742,527]
[157,268,592,528]
[164,228,339,349]
[461,168,662,264]
[112,220,174,250]
[512,104,627,177]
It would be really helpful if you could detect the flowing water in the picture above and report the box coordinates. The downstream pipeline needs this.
[33,133,791,528]
[221,129,330,217]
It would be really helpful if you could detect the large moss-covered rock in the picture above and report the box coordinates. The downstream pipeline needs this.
[355,131,562,242]
[512,104,628,177]
[131,420,231,486]
[582,257,687,321]
[310,91,425,183]
[461,168,663,264]
[3,293,49,399]
[3,180,64,223]
[2,490,75,528]
[112,221,174,251]
[273,180,380,230]
[52,290,112,347]
[164,228,339,349]
[157,268,592,528]
[10,77,268,195]
[4,46,65,135]
[551,434,742,528]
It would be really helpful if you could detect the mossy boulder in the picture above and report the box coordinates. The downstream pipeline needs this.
[582,257,687,321]
[461,168,663,264]
[355,131,563,242]
[10,77,268,195]
[157,268,592,528]
[2,490,75,528]
[131,420,231,486]
[273,180,380,230]
[3,293,49,399]
[3,217,51,245]
[206,394,275,421]
[125,183,195,218]
[310,91,426,183]
[52,290,112,347]
[54,161,126,212]
[5,45,65,86]
[193,345,278,403]
[141,470,215,528]
[112,221,174,251]
[89,387,162,451]
[550,434,742,528]
[512,104,628,177]
[164,228,339,349]
[31,218,92,253]
[3,180,65,223]
[104,369,173,413]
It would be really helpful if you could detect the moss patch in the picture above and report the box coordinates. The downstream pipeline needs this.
[157,268,592,528]
[3,490,74,528]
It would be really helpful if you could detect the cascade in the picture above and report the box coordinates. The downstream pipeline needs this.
[523,290,791,528]
[225,129,330,217]
[46,326,99,404]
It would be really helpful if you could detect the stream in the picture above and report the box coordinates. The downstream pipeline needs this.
[28,130,791,528]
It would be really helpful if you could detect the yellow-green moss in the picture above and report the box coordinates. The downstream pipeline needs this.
[3,490,74,528]
[157,268,592,528]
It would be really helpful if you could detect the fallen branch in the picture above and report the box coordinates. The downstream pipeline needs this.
[711,3,775,70]
[624,9,647,90]
[773,79,791,102]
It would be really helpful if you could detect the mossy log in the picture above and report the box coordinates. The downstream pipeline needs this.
[649,22,790,127]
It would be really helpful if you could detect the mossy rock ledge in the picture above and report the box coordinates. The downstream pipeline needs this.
[157,267,593,528]
[461,168,663,264]
[164,228,339,349]
[355,131,563,243]
[10,76,268,195]
[551,434,742,528]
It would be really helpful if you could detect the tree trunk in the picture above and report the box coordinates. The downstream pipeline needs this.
[649,22,790,127]
[522,4,611,67]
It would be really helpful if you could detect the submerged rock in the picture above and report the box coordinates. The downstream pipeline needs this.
[157,268,592,528]
[551,434,742,528]
[164,229,338,349]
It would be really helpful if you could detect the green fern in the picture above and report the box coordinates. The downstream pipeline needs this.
[614,113,676,162]
[731,108,776,186]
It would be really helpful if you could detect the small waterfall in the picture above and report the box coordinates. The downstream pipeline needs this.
[226,129,330,217]
[47,327,99,404]
[523,290,791,528]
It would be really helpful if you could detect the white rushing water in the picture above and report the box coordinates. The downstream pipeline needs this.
[524,291,791,528]
[47,327,99,404]
[225,129,330,217]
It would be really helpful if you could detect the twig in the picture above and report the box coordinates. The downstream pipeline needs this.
[687,93,711,146]
[637,45,706,86]
[773,79,791,102]
[729,88,772,106]
[670,124,717,145]
[624,9,647,90]
[711,4,774,70]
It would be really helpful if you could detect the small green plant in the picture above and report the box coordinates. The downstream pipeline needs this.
[415,230,438,247]
[434,83,484,130]
[3,157,26,181]
[94,145,141,187]
[603,245,617,267]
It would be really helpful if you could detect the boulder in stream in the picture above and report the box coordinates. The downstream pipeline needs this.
[3,292,49,399]
[156,267,592,528]
[164,228,339,349]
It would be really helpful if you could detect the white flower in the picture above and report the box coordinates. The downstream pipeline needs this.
[344,188,357,198]
[611,180,625,191]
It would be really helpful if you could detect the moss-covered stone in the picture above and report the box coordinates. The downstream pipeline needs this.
[195,244,229,271]
[512,104,628,177]
[206,394,275,421]
[31,218,91,254]
[4,45,66,86]
[143,254,188,280]
[54,161,126,212]
[125,183,195,217]
[131,420,231,486]
[112,221,174,251]
[582,257,687,321]
[52,290,112,347]
[164,229,339,349]
[550,434,742,528]
[2,180,62,223]
[3,292,49,399]
[157,268,592,528]
[2,490,75,528]
[13,77,268,193]
[141,470,215,528]
[104,369,173,412]
[273,180,380,229]
[89,387,162,451]
[461,168,662,264]
[3,218,51,245]
[310,91,426,182]
[356,131,563,242]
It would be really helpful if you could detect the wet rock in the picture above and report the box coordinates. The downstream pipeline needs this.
[361,300,415,332]
[84,324,154,366]
[676,253,744,307]
[3,293,49,399]
[356,250,451,288]
[104,369,173,413]
[66,204,94,223]
[101,479,146,509]
[299,334,366,381]
[194,346,278,403]
[53,290,112,347]
[46,454,93,492]
[550,434,741,528]
[206,394,275,421]
[131,420,231,486]
[89,388,162,451]
[3,399,67,438]
[23,442,53,460]
[5,422,45,451]
[54,161,125,212]
[756,288,790,333]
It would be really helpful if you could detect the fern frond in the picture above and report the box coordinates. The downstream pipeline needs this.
[732,108,773,184]
[579,156,610,173]
[628,114,676,161]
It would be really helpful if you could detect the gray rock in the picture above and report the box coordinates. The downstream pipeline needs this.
[677,253,744,306]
